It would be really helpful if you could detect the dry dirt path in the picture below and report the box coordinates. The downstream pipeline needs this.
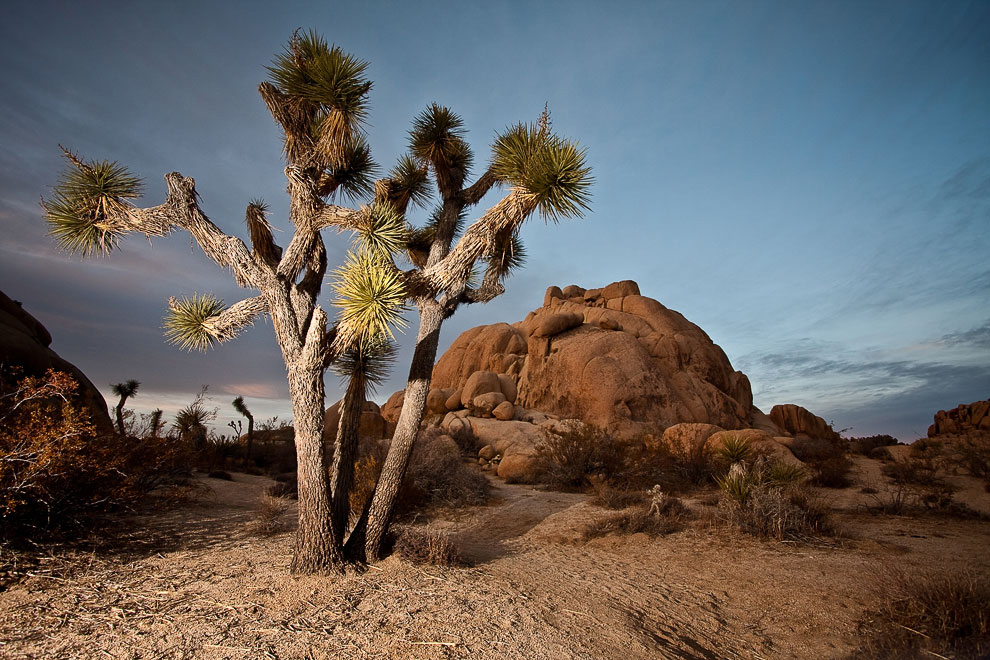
[1,470,988,659]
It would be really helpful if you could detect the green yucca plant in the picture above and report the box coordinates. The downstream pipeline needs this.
[332,251,408,342]
[42,153,143,257]
[717,434,753,465]
[332,334,397,393]
[322,135,378,201]
[492,122,593,221]
[764,462,808,486]
[163,294,226,352]
[716,464,754,505]
[409,103,473,196]
[354,204,408,263]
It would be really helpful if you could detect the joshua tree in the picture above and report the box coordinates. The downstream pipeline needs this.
[148,408,164,438]
[43,31,590,573]
[110,379,140,436]
[231,396,255,460]
[173,388,215,450]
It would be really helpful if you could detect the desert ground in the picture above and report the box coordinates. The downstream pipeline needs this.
[1,456,988,660]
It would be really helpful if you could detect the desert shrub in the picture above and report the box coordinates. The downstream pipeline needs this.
[717,459,831,539]
[538,424,622,489]
[909,437,944,460]
[249,493,291,536]
[716,434,752,465]
[848,434,898,456]
[882,458,944,488]
[810,455,854,488]
[583,486,688,539]
[591,481,644,509]
[947,434,990,483]
[266,478,297,499]
[539,426,682,492]
[851,568,990,660]
[0,370,192,540]
[402,429,490,510]
[393,525,462,566]
[207,470,233,480]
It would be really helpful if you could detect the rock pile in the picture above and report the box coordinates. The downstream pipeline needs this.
[928,399,990,438]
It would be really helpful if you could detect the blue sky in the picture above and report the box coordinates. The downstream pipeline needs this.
[1,0,987,439]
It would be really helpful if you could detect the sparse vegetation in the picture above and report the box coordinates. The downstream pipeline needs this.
[0,370,191,541]
[716,458,831,540]
[852,568,990,660]
[848,434,898,456]
[393,525,462,566]
[583,487,688,540]
[716,434,752,465]
[250,493,292,536]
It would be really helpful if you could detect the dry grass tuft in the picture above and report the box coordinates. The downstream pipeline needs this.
[852,568,990,660]
[393,525,462,566]
[249,493,291,536]
[583,487,688,540]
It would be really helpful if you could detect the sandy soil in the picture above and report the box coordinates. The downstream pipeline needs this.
[1,459,988,659]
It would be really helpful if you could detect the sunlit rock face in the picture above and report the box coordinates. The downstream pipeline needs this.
[431,280,755,440]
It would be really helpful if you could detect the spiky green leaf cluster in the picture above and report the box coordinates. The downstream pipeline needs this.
[355,204,408,263]
[232,395,251,417]
[43,158,143,257]
[111,379,140,399]
[409,104,473,195]
[163,293,226,352]
[492,123,593,221]
[332,251,408,342]
[488,231,527,277]
[333,334,398,391]
[388,155,432,209]
[324,135,378,200]
[266,31,371,123]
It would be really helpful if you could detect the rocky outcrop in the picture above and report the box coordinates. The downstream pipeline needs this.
[769,404,839,441]
[928,399,990,437]
[432,280,755,440]
[0,290,112,432]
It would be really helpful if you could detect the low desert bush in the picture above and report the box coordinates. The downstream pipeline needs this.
[393,525,462,566]
[583,486,688,540]
[852,568,990,660]
[0,370,192,540]
[591,482,644,509]
[266,479,297,499]
[347,429,490,519]
[403,429,490,509]
[249,493,291,536]
[848,434,898,456]
[809,455,854,488]
[947,433,990,483]
[207,470,233,481]
[717,459,831,539]
[540,426,684,492]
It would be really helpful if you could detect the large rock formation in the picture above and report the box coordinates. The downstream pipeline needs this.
[0,290,112,432]
[928,399,990,438]
[432,280,755,439]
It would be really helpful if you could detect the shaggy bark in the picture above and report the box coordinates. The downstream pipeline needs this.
[330,372,365,543]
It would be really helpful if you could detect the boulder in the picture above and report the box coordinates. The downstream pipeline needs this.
[498,453,545,483]
[426,388,454,416]
[493,401,515,421]
[445,389,463,411]
[381,390,404,423]
[432,323,528,387]
[602,280,640,300]
[0,290,113,433]
[769,404,839,441]
[497,373,517,404]
[472,391,506,417]
[460,370,503,408]
[544,285,564,306]
[478,445,497,461]
[323,399,388,444]
[706,429,803,466]
[440,411,475,448]
[661,423,724,456]
[532,312,583,338]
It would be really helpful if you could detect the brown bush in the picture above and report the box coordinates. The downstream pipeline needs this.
[249,493,292,536]
[402,429,490,510]
[539,426,683,492]
[583,487,688,539]
[0,370,192,540]
[393,525,462,566]
[852,568,990,660]
[848,434,898,456]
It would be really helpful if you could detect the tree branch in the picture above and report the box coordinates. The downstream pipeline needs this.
[199,295,268,344]
[107,172,262,288]
[459,167,498,207]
